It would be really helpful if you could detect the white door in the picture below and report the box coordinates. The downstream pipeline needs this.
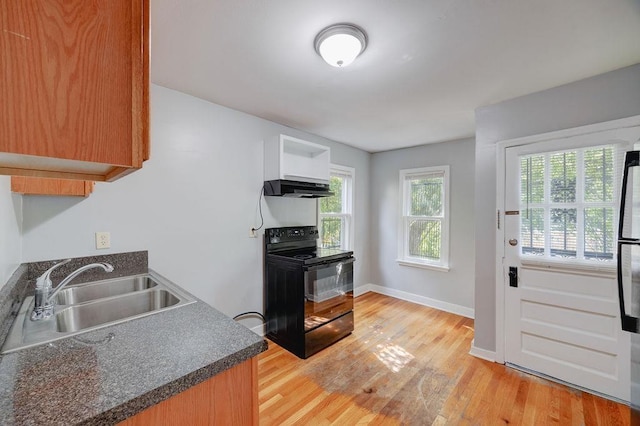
[503,126,640,401]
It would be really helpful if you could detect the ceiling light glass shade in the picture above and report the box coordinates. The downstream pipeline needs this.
[314,24,367,67]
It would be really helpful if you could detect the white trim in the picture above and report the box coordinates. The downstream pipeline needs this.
[469,339,497,362]
[494,114,640,366]
[361,283,474,318]
[495,144,507,364]
[520,258,616,278]
[353,284,374,297]
[496,115,640,150]
[396,259,450,272]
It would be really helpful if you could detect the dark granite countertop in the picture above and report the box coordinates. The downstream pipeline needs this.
[0,252,267,425]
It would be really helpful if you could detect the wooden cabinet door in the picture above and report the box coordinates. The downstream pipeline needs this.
[0,0,149,182]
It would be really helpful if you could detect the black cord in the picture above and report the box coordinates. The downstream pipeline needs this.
[252,186,265,232]
[233,311,265,322]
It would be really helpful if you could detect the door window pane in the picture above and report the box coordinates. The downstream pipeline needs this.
[550,208,577,258]
[521,156,545,204]
[584,207,614,259]
[521,208,545,255]
[550,152,576,203]
[584,147,614,203]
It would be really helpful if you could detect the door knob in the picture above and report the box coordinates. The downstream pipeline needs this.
[509,239,518,246]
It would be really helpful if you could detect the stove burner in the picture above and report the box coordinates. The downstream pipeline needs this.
[294,254,314,260]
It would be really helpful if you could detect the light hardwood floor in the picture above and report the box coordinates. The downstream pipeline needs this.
[258,292,630,425]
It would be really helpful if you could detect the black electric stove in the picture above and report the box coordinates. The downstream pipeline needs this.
[264,226,355,359]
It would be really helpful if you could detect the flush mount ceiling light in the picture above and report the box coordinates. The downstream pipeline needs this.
[314,23,367,67]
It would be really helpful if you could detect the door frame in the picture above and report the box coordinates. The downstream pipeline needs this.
[494,114,640,364]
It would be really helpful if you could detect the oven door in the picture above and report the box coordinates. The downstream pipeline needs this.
[303,257,354,331]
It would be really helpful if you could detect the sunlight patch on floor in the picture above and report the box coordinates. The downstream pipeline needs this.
[374,343,415,373]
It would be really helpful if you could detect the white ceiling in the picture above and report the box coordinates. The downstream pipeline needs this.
[151,0,640,153]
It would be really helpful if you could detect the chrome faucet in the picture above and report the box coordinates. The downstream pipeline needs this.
[31,259,114,321]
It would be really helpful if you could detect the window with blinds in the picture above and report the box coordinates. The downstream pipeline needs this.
[519,144,623,262]
[319,166,354,250]
[398,166,450,270]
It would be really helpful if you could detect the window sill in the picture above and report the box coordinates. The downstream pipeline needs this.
[396,259,450,272]
[520,258,616,278]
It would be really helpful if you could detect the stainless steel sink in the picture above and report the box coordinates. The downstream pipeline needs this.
[56,289,180,333]
[1,271,196,354]
[55,276,158,305]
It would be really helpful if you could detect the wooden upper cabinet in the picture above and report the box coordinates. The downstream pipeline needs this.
[0,0,149,182]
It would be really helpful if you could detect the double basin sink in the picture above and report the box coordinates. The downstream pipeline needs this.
[2,271,196,354]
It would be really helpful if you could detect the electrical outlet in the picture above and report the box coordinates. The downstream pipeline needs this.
[249,227,257,238]
[95,232,111,249]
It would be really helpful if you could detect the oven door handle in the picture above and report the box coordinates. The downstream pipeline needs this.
[303,257,355,272]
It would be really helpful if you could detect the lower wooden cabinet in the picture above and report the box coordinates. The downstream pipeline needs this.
[118,357,258,426]
[11,177,94,197]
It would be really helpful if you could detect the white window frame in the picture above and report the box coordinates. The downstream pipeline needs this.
[397,165,450,271]
[318,164,355,250]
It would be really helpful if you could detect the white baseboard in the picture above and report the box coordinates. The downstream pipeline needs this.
[357,283,474,319]
[353,284,374,297]
[469,339,497,362]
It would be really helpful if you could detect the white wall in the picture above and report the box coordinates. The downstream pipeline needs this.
[370,138,475,314]
[474,63,640,352]
[0,176,22,287]
[20,85,371,330]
